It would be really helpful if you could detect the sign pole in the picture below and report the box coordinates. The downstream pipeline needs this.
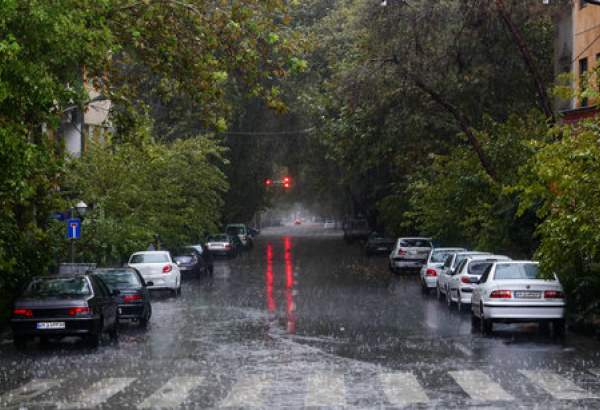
[71,239,75,264]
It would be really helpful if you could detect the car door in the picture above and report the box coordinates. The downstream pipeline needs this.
[439,255,454,291]
[472,265,492,308]
[91,276,116,329]
[450,259,467,296]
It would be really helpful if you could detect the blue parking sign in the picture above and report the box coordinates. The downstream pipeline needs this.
[67,218,81,239]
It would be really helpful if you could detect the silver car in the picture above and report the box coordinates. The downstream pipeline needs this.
[471,261,566,335]
[419,247,466,293]
[389,237,433,273]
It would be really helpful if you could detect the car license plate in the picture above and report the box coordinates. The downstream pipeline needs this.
[514,291,541,299]
[36,322,65,330]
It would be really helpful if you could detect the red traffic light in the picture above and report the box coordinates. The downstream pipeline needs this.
[264,178,273,186]
[283,176,291,188]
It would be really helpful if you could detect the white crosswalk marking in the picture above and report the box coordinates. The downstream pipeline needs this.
[520,370,598,400]
[58,377,135,409]
[0,378,62,407]
[305,371,346,407]
[449,370,513,401]
[138,377,204,409]
[380,372,429,407]
[219,375,271,408]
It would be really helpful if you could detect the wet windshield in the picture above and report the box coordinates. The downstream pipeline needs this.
[468,262,494,276]
[174,255,195,264]
[95,270,142,290]
[209,235,229,242]
[24,277,91,297]
[494,263,542,280]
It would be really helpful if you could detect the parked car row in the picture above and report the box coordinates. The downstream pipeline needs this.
[417,247,566,336]
[9,223,260,350]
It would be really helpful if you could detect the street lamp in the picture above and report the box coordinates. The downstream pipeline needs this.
[75,201,88,217]
[69,201,88,263]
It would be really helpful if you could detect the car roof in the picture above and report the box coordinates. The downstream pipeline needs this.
[132,251,169,255]
[432,247,466,251]
[466,254,510,261]
[398,237,433,240]
[455,251,490,256]
[492,260,538,264]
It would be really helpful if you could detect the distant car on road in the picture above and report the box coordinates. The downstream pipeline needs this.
[185,244,214,275]
[419,247,466,293]
[388,237,433,273]
[437,251,491,300]
[128,251,181,296]
[471,261,566,336]
[10,274,119,349]
[226,223,253,249]
[447,255,511,311]
[365,232,396,256]
[174,254,203,277]
[323,220,335,229]
[94,268,153,328]
[206,234,237,257]
[294,219,302,225]
[343,218,370,243]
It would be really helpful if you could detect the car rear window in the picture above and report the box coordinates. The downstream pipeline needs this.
[468,262,493,276]
[130,253,169,263]
[226,227,243,235]
[431,251,453,263]
[95,270,142,290]
[209,235,229,242]
[494,263,541,280]
[400,239,432,248]
[174,255,194,264]
[24,277,91,297]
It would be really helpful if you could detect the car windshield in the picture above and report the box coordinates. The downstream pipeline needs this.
[400,239,431,248]
[454,254,482,267]
[431,251,455,263]
[494,263,541,280]
[95,270,142,290]
[209,235,229,242]
[468,262,494,276]
[130,253,169,263]
[175,255,194,264]
[23,277,91,298]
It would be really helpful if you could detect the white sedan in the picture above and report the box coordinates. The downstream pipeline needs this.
[128,251,182,296]
[437,251,490,300]
[471,261,566,335]
[447,255,510,311]
[419,247,466,293]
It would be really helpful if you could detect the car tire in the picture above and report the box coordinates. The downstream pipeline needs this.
[140,305,152,329]
[471,313,480,329]
[421,281,429,294]
[446,290,453,308]
[86,319,101,348]
[108,321,119,341]
[436,285,442,301]
[553,319,566,338]
[13,335,27,350]
[479,306,492,335]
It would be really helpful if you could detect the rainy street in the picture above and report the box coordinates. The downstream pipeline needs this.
[1,224,600,409]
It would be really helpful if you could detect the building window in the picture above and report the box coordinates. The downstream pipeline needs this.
[580,57,589,107]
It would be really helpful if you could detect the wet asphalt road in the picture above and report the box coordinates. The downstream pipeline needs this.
[1,225,600,409]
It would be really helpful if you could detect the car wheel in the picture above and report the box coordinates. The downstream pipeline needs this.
[140,305,152,329]
[108,321,119,341]
[86,319,102,348]
[471,313,480,329]
[479,306,492,335]
[447,290,453,308]
[436,285,442,300]
[13,335,27,350]
[421,281,429,294]
[553,319,566,338]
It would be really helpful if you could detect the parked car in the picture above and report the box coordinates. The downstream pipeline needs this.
[206,234,237,258]
[437,251,491,300]
[419,247,466,293]
[185,244,214,275]
[365,232,396,256]
[294,219,302,225]
[388,237,433,273]
[343,218,370,243]
[94,268,152,328]
[10,274,119,349]
[128,251,181,296]
[323,220,335,229]
[446,255,511,311]
[248,227,260,237]
[174,254,203,277]
[471,261,566,336]
[226,223,253,249]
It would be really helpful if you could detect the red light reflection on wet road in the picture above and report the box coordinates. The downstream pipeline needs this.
[264,238,296,333]
[265,243,276,313]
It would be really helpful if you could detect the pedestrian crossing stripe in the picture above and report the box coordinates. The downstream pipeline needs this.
[1,370,599,408]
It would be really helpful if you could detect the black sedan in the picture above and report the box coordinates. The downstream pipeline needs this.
[174,253,204,277]
[94,268,152,328]
[365,232,396,256]
[10,274,119,349]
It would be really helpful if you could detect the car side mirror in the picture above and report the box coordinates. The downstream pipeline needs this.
[111,289,121,297]
[146,281,154,287]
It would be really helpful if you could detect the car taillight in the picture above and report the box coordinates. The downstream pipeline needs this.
[397,249,406,256]
[225,244,231,250]
[426,269,437,277]
[544,290,565,299]
[163,264,172,273]
[13,308,33,318]
[490,290,512,299]
[68,307,91,316]
[460,276,471,284]
[123,294,143,303]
